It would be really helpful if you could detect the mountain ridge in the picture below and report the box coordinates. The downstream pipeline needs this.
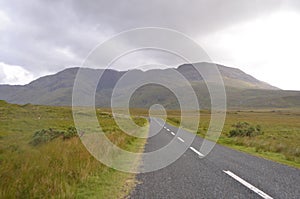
[0,62,298,109]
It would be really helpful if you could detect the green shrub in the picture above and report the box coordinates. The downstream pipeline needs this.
[30,128,64,146]
[228,122,263,137]
[63,127,78,140]
[30,127,78,145]
[98,112,112,118]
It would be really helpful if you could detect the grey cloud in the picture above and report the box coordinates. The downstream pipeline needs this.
[70,0,282,35]
[0,0,296,80]
[0,67,5,82]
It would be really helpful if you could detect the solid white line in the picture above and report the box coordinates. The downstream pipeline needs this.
[171,132,175,136]
[177,137,185,142]
[189,147,204,156]
[223,170,273,199]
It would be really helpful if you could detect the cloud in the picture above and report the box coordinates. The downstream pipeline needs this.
[0,1,281,68]
[0,10,11,31]
[0,0,299,89]
[0,62,34,85]
[200,11,300,90]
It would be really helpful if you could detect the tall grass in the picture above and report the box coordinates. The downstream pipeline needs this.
[0,138,102,198]
[167,109,300,168]
[0,101,147,198]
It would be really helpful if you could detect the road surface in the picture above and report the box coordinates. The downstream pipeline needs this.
[130,118,300,198]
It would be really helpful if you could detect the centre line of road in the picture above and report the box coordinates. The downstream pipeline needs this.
[177,137,185,142]
[223,170,273,199]
[171,132,175,135]
[189,147,204,157]
[166,129,170,131]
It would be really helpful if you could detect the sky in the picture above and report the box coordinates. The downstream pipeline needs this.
[0,0,299,90]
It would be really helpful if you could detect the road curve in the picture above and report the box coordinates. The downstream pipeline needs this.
[130,118,300,199]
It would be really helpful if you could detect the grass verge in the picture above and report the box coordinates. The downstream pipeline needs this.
[166,109,300,169]
[0,100,148,198]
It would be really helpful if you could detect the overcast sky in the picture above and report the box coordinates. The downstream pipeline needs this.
[0,0,299,90]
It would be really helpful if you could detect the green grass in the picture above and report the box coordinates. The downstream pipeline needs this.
[1,99,299,198]
[166,109,300,168]
[0,100,148,198]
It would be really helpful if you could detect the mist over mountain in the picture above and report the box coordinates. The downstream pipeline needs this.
[0,62,299,109]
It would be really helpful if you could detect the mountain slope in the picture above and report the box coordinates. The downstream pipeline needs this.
[177,63,278,90]
[0,62,298,109]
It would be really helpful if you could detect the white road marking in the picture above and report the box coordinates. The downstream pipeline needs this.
[177,137,185,142]
[223,170,273,199]
[166,129,170,131]
[171,132,175,136]
[189,147,204,157]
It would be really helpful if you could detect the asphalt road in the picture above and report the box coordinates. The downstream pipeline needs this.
[130,118,300,199]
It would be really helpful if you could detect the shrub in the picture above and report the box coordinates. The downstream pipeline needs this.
[63,127,78,140]
[30,127,78,145]
[228,122,263,137]
[30,128,64,146]
[99,112,112,118]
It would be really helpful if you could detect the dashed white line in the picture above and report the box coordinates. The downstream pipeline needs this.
[223,170,273,199]
[177,137,185,142]
[166,129,170,131]
[189,147,204,157]
[171,132,175,136]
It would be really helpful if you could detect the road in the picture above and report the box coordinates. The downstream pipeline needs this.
[130,118,300,199]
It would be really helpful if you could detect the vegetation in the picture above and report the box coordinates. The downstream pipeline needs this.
[228,122,263,137]
[29,126,78,146]
[166,109,300,168]
[0,101,148,198]
[1,99,299,198]
[63,126,78,140]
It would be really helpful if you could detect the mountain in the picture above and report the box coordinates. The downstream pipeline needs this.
[0,62,299,109]
[177,63,278,90]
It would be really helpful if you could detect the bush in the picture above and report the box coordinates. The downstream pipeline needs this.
[63,127,78,140]
[228,122,263,137]
[30,127,78,145]
[30,128,64,146]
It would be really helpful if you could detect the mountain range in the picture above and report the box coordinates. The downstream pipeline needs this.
[0,62,299,109]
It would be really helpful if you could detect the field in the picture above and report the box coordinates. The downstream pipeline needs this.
[166,109,300,168]
[1,100,299,198]
[0,101,147,198]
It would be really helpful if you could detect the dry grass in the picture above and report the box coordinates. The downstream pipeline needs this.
[0,101,148,198]
[166,109,300,168]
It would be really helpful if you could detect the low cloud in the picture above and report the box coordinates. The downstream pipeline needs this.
[0,62,34,85]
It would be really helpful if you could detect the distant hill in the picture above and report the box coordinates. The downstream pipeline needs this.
[0,62,299,109]
[177,63,278,90]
